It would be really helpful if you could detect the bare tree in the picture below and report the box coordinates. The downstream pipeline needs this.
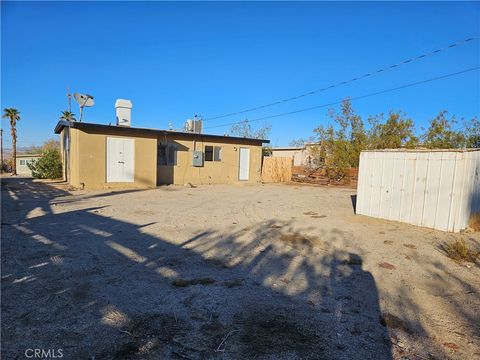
[229,119,271,139]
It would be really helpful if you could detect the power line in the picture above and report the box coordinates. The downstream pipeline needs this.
[204,66,480,130]
[204,37,478,121]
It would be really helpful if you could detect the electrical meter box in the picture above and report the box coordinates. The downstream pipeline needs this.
[192,151,203,167]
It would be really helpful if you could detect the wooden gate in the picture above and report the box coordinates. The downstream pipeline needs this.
[261,157,293,183]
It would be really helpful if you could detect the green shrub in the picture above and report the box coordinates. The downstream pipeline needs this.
[262,146,272,157]
[28,148,62,179]
[306,100,478,183]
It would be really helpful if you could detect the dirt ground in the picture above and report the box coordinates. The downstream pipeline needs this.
[1,178,479,360]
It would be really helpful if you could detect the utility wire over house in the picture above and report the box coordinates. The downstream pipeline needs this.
[203,37,478,122]
[204,66,480,130]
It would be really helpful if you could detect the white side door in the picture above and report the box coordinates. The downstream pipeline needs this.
[239,147,250,181]
[107,137,134,182]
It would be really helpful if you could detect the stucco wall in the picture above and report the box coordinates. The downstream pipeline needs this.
[271,149,304,166]
[59,127,70,182]
[156,135,263,185]
[271,145,321,167]
[65,126,264,189]
[69,128,80,187]
[71,128,157,189]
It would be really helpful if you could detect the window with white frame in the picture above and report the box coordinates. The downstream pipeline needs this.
[205,145,221,162]
[214,146,222,161]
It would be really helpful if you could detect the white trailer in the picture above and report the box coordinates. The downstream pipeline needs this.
[356,149,480,232]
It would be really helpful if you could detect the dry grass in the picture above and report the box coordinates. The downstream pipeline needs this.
[469,214,480,231]
[238,309,326,358]
[279,232,320,248]
[442,239,479,263]
[379,313,413,334]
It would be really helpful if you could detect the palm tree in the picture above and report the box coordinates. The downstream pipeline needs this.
[2,108,21,175]
[59,110,76,122]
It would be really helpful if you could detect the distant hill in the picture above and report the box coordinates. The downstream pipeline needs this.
[2,146,42,158]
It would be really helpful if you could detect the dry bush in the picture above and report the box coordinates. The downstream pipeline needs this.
[442,239,479,263]
[469,214,480,231]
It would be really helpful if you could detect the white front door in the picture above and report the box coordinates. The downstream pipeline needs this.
[239,147,250,181]
[107,137,134,182]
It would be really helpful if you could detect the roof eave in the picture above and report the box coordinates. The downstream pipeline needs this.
[54,120,71,134]
[53,121,270,144]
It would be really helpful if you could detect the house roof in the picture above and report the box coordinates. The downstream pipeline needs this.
[16,153,42,158]
[271,143,319,151]
[361,148,480,153]
[271,147,305,151]
[54,121,269,144]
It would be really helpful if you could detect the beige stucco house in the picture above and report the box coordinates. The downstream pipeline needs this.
[54,121,269,189]
[271,147,306,166]
[271,143,323,167]
[15,154,42,176]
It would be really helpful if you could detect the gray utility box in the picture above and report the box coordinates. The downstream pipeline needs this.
[192,151,203,167]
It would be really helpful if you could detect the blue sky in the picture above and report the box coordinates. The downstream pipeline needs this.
[1,1,479,148]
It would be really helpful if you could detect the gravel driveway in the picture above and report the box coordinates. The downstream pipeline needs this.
[1,178,479,359]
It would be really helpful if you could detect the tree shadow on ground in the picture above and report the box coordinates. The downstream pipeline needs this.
[3,178,466,359]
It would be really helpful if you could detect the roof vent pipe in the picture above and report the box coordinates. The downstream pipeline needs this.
[115,99,132,127]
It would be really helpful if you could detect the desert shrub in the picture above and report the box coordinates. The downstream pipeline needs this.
[28,147,62,179]
[422,111,466,149]
[1,159,12,173]
[305,101,479,183]
[368,112,418,149]
[442,239,479,263]
[312,99,368,181]
[262,145,272,157]
[464,117,480,148]
[469,214,480,232]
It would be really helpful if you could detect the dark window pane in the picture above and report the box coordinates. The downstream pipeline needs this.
[168,144,177,166]
[158,142,177,166]
[205,145,213,161]
[157,143,167,166]
[214,146,222,161]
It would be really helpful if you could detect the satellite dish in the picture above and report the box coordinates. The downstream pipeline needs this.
[74,93,94,107]
[73,93,94,122]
